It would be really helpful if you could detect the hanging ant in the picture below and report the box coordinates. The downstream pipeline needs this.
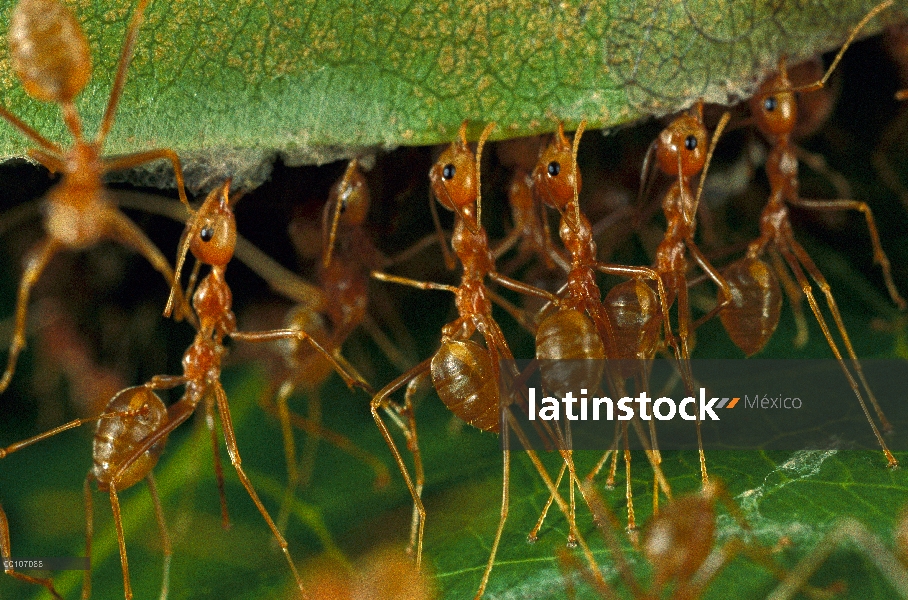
[0,0,192,395]
[370,121,604,598]
[719,0,901,467]
[0,385,172,600]
[526,121,676,537]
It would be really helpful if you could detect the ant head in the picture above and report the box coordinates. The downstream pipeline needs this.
[323,159,370,267]
[429,121,495,233]
[655,103,708,178]
[189,181,237,267]
[532,123,582,212]
[9,0,91,104]
[750,62,796,138]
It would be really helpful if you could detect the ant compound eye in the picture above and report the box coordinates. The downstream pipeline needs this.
[547,161,561,176]
[200,225,214,242]
[684,135,697,151]
[442,164,456,180]
[763,96,777,112]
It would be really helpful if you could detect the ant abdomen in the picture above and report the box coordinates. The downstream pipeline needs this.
[536,308,606,396]
[603,279,661,364]
[536,308,605,361]
[9,0,91,104]
[431,339,500,433]
[719,257,783,357]
[91,386,168,491]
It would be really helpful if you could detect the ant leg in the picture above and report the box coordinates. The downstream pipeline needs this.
[105,210,195,327]
[371,359,432,566]
[787,196,906,309]
[107,483,133,600]
[789,234,897,427]
[271,380,299,535]
[400,373,428,556]
[474,448,510,600]
[580,481,647,597]
[83,476,94,600]
[0,106,63,154]
[622,424,636,531]
[678,278,709,485]
[211,384,306,597]
[204,397,230,530]
[96,0,152,144]
[145,474,172,600]
[0,237,61,395]
[777,241,897,466]
[770,250,809,348]
[687,239,733,329]
[230,329,371,393]
[527,462,566,543]
[486,289,537,334]
[489,272,560,304]
[0,504,63,599]
[768,518,908,600]
[104,149,189,206]
[503,413,607,590]
[27,148,65,173]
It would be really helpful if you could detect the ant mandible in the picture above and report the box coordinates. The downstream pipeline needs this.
[371,121,603,598]
[0,0,192,394]
[719,0,901,467]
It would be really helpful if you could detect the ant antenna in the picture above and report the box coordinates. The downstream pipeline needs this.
[475,122,496,228]
[323,159,358,269]
[98,0,152,145]
[771,0,893,96]
[637,137,660,207]
[428,188,456,269]
[570,120,586,227]
[694,111,731,209]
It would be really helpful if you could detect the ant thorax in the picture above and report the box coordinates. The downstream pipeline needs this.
[766,142,799,196]
[558,210,596,266]
[450,216,495,277]
[193,267,236,337]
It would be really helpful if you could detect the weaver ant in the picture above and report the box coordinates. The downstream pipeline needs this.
[371,121,603,598]
[526,121,675,537]
[0,385,172,600]
[719,0,901,467]
[0,0,192,395]
[559,480,792,600]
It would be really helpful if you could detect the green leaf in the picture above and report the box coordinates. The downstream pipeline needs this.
[0,0,904,188]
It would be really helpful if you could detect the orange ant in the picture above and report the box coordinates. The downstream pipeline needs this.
[719,1,901,467]
[0,385,172,600]
[153,180,379,598]
[526,121,676,536]
[627,102,733,487]
[493,135,569,275]
[559,479,792,600]
[371,121,603,597]
[0,0,192,395]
